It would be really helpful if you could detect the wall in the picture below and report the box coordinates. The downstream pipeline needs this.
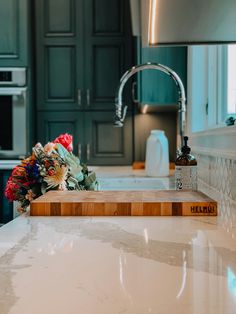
[187,44,236,226]
[188,79,236,228]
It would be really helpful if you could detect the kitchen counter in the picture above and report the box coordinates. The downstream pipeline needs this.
[0,167,236,313]
[0,209,236,313]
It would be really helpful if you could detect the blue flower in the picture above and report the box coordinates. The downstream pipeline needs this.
[25,163,40,179]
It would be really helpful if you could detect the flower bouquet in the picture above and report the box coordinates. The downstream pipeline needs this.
[4,133,98,213]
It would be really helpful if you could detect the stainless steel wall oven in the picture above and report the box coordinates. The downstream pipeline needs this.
[0,68,28,158]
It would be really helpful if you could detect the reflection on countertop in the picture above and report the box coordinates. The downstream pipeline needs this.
[0,213,236,314]
[0,166,235,313]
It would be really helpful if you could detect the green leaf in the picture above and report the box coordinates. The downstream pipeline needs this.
[41,182,48,194]
[84,171,98,189]
[67,176,78,188]
[56,143,70,159]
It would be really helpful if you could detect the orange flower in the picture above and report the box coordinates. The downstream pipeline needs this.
[25,189,36,202]
[12,166,26,177]
[21,154,36,167]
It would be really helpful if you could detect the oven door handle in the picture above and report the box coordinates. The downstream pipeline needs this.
[0,87,27,96]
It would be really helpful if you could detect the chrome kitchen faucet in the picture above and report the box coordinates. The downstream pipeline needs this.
[114,62,186,149]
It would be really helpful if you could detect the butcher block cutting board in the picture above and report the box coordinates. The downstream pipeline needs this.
[30,190,217,216]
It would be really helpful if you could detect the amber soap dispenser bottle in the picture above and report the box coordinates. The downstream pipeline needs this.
[175,136,197,190]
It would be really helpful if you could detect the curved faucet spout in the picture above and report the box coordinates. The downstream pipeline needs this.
[114,62,187,149]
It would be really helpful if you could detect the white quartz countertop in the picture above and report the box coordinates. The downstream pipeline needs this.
[0,213,236,314]
[0,166,236,313]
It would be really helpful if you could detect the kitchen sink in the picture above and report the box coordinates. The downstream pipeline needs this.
[98,177,173,190]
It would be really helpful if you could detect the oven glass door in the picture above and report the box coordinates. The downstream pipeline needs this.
[0,95,13,150]
[0,88,27,157]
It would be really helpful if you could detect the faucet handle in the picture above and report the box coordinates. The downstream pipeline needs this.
[132,82,138,103]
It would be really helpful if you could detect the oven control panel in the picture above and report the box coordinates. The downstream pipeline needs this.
[0,68,26,86]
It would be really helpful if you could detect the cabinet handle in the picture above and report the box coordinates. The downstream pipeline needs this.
[132,81,138,103]
[86,143,90,161]
[78,143,82,159]
[77,89,82,106]
[86,89,90,106]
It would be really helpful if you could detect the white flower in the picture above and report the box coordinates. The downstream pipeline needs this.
[43,142,55,155]
[44,165,68,190]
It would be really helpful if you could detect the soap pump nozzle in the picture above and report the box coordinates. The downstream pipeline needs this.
[181,136,191,154]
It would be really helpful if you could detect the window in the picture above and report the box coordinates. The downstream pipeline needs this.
[188,44,236,133]
[226,45,236,116]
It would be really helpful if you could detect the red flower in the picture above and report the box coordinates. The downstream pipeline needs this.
[48,169,55,176]
[53,133,73,152]
[12,165,27,180]
[4,177,19,202]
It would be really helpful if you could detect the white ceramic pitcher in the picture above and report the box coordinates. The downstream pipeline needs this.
[145,130,169,177]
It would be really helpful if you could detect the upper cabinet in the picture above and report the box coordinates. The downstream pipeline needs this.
[35,0,133,111]
[138,46,187,105]
[0,0,30,67]
[35,0,134,165]
[84,0,133,110]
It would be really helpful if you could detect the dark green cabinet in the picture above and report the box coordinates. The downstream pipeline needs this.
[0,0,29,66]
[138,47,187,105]
[38,111,133,165]
[35,0,134,165]
[35,0,83,111]
[0,170,13,224]
[37,111,83,150]
[83,0,133,110]
[84,111,133,165]
[35,0,133,111]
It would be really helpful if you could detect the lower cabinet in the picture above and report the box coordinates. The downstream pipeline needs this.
[37,111,133,165]
[37,111,83,153]
[84,111,133,165]
[0,170,13,224]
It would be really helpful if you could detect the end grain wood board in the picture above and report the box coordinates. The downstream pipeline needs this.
[30,190,217,216]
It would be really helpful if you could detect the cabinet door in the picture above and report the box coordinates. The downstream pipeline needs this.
[35,0,84,111]
[37,111,84,158]
[0,0,29,66]
[84,0,133,110]
[0,170,13,224]
[139,47,187,105]
[84,111,133,165]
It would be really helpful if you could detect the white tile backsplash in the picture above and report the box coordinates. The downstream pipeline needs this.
[195,153,236,201]
[193,152,236,235]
